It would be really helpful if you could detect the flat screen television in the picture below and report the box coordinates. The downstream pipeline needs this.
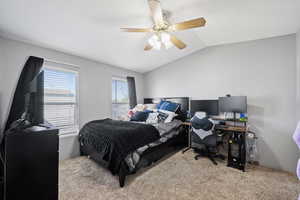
[3,56,44,132]
[190,100,219,116]
[218,96,247,113]
[24,71,44,125]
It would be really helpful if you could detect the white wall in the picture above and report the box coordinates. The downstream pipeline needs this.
[297,30,300,120]
[145,34,298,173]
[0,37,144,160]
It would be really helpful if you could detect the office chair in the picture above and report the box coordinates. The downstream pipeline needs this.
[191,132,225,165]
[190,112,225,165]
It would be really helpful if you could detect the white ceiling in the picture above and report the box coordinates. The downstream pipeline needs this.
[0,0,299,73]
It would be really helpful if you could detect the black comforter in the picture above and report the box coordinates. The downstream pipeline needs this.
[79,119,160,174]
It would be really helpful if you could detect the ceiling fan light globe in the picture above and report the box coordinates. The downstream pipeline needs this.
[148,34,161,50]
[161,32,170,43]
[164,41,173,49]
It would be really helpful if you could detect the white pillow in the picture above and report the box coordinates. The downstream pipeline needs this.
[146,112,159,124]
[159,109,178,123]
[132,104,147,112]
[145,103,157,110]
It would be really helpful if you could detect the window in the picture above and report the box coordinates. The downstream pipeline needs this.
[112,77,129,120]
[44,67,79,135]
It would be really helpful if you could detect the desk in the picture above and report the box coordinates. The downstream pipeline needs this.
[215,125,247,133]
[182,122,247,171]
[182,122,247,132]
[182,122,191,126]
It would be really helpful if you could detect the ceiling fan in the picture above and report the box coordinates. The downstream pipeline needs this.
[121,0,206,51]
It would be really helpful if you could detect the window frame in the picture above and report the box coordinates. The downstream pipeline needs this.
[43,64,80,136]
[111,76,129,119]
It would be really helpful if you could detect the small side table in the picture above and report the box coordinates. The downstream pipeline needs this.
[182,122,192,154]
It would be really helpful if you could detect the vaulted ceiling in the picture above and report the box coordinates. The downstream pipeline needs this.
[0,0,299,73]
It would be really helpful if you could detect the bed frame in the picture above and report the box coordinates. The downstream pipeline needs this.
[80,97,189,187]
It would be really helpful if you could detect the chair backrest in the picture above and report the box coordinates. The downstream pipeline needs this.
[191,131,217,147]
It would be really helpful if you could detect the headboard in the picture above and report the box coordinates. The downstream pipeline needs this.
[144,97,189,121]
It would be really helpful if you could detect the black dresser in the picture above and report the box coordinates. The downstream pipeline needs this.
[1,126,59,200]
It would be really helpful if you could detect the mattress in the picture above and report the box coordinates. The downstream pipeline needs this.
[125,120,182,172]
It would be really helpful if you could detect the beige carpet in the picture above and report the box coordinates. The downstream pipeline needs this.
[59,151,300,200]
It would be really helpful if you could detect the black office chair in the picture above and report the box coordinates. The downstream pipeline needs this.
[190,114,225,165]
[191,131,225,165]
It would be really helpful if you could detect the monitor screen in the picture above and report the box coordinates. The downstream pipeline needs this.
[190,100,219,116]
[218,96,247,113]
[28,71,44,125]
[4,56,44,131]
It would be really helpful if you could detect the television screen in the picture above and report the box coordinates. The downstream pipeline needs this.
[4,56,44,131]
[27,71,44,125]
[218,96,247,113]
[190,100,219,116]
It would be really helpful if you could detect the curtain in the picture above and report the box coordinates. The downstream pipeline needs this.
[4,56,44,131]
[127,76,137,109]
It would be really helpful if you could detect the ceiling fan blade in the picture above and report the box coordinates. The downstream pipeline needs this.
[170,35,186,49]
[169,17,206,31]
[121,28,153,32]
[144,44,153,51]
[148,0,164,25]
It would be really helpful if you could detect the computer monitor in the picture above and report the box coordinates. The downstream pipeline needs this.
[190,100,219,116]
[4,57,44,132]
[218,96,247,113]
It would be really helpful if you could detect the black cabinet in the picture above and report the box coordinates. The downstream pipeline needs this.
[0,176,3,199]
[2,126,59,200]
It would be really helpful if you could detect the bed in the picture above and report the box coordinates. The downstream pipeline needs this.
[79,97,189,187]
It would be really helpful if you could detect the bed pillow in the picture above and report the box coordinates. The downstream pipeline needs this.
[159,101,180,112]
[146,112,159,124]
[156,101,166,109]
[158,110,178,123]
[143,109,153,113]
[130,111,149,122]
[145,103,157,110]
[157,111,169,122]
[132,104,147,112]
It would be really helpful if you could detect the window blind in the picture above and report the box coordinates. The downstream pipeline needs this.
[44,67,79,135]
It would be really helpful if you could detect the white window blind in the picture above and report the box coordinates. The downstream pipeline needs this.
[44,67,79,135]
[112,77,129,120]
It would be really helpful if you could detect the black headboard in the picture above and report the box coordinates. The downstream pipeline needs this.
[144,97,189,121]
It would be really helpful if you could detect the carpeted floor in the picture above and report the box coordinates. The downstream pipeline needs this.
[59,151,300,200]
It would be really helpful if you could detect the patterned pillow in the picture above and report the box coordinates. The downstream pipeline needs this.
[146,112,159,124]
[157,111,169,122]
[159,101,180,112]
[159,110,178,123]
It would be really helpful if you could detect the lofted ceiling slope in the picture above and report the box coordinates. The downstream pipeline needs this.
[0,0,299,73]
